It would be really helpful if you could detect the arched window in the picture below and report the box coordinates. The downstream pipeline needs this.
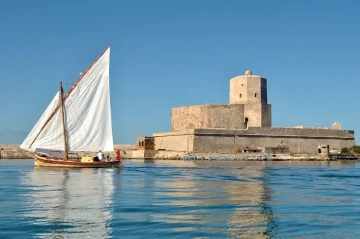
[255,93,257,97]
[239,93,242,98]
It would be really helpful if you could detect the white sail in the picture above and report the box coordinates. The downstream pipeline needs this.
[64,47,113,152]
[20,91,63,152]
[20,47,114,153]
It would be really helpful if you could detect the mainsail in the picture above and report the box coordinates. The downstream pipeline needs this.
[20,47,114,153]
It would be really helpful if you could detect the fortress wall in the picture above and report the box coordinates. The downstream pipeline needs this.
[193,128,354,153]
[244,104,261,127]
[154,130,194,152]
[171,106,203,131]
[229,76,249,104]
[171,105,246,132]
[154,127,354,154]
[205,105,245,129]
[260,78,267,104]
[114,144,137,150]
[194,134,354,154]
[246,76,262,104]
[243,104,272,128]
[193,127,354,138]
[262,105,272,127]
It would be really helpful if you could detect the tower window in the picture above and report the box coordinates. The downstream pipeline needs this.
[255,93,257,97]
[239,93,242,98]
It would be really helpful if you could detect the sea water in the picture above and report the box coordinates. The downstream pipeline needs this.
[1,159,360,238]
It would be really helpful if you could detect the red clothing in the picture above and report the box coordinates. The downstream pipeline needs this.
[115,149,121,161]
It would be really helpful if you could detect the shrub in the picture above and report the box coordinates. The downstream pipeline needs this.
[350,145,360,154]
[341,146,360,154]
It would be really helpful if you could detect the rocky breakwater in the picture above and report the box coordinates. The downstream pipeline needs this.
[0,144,33,159]
[120,149,359,161]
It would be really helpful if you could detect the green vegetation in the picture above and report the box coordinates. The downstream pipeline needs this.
[341,145,360,154]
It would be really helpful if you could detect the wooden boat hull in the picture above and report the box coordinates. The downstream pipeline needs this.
[34,153,123,168]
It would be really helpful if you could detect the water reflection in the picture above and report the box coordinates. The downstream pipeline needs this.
[3,159,360,238]
[20,167,115,238]
[148,161,274,238]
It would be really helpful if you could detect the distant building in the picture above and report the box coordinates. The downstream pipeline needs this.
[151,71,355,154]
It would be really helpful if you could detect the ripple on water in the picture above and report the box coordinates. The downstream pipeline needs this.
[0,159,360,238]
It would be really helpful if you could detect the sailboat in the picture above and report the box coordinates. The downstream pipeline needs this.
[20,46,123,168]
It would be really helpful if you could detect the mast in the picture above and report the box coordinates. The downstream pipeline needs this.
[60,82,68,160]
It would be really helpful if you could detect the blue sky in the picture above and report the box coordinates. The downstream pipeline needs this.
[0,0,359,144]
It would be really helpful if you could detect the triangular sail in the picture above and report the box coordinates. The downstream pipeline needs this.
[20,92,63,151]
[64,47,113,152]
[20,47,114,153]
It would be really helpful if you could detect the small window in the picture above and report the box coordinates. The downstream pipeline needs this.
[255,93,257,97]
[241,84,244,86]
[239,93,242,98]
[245,117,249,122]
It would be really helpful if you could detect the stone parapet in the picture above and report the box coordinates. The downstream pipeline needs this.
[192,127,354,139]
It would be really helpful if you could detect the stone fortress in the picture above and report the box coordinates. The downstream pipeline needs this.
[145,70,355,155]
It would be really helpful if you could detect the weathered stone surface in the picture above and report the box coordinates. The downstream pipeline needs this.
[154,127,355,154]
[0,150,33,159]
[199,127,355,154]
[171,104,246,131]
[229,73,267,104]
[0,144,20,150]
[154,133,194,152]
[171,103,272,131]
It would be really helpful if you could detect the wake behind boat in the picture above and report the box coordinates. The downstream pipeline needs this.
[20,46,123,168]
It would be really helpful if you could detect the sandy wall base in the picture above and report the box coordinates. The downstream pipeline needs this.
[119,149,359,161]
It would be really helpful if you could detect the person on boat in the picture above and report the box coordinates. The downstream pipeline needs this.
[98,150,104,162]
[106,155,110,161]
[115,149,121,161]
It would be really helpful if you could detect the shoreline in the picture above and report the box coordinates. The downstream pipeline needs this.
[1,147,359,161]
[2,158,359,162]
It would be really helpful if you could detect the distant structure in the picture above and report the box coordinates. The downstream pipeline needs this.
[171,70,271,132]
[332,122,341,130]
[150,71,355,154]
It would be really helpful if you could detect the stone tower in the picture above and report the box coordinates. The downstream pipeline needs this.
[229,70,272,128]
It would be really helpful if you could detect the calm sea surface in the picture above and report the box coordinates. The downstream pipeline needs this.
[1,159,360,238]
